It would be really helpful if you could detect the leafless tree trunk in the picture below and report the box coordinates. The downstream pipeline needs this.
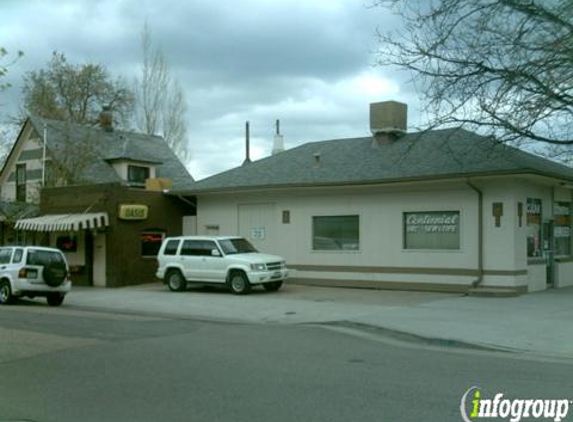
[134,23,190,164]
[162,80,190,163]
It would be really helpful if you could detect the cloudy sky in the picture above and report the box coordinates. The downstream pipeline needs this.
[0,0,421,180]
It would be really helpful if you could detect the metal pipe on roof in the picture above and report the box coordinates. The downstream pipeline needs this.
[243,121,251,165]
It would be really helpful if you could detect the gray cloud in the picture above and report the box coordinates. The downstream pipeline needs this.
[0,0,420,179]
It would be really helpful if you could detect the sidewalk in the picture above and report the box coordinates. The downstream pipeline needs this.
[64,282,573,359]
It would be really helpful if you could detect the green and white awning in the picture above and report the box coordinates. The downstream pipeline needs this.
[15,212,109,232]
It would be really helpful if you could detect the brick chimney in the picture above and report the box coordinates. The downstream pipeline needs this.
[370,101,407,145]
[99,105,113,132]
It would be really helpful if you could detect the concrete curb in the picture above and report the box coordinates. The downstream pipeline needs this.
[313,321,520,354]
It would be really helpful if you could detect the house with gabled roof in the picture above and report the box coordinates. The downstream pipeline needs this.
[173,101,573,295]
[0,111,195,287]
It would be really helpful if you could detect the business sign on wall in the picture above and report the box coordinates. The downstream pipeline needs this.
[250,227,266,240]
[404,211,460,249]
[118,204,149,221]
[405,212,460,233]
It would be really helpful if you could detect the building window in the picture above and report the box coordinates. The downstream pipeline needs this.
[554,202,571,256]
[526,198,542,257]
[312,215,359,251]
[404,211,460,250]
[16,164,26,202]
[56,235,78,252]
[141,231,165,257]
[128,165,150,185]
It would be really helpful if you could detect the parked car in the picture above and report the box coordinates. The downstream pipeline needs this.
[0,246,71,307]
[156,236,289,295]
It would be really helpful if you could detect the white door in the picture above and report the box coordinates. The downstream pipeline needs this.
[93,232,106,287]
[238,203,277,254]
[200,240,227,283]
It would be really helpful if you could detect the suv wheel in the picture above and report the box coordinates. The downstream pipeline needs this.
[0,280,14,305]
[166,270,186,292]
[47,293,65,307]
[263,281,283,292]
[228,271,251,295]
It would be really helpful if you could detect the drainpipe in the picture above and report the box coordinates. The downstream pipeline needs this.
[466,179,483,288]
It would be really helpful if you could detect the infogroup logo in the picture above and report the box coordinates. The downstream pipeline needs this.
[460,387,571,422]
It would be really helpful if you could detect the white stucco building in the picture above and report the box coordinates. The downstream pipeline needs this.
[175,102,573,295]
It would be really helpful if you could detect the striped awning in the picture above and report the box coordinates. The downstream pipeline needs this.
[15,212,109,232]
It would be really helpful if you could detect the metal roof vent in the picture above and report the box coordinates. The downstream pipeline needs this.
[313,152,321,168]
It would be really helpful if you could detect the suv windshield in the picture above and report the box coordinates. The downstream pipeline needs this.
[218,238,258,255]
[26,249,65,266]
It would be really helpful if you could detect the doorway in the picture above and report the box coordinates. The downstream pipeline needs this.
[238,203,277,254]
[92,232,106,287]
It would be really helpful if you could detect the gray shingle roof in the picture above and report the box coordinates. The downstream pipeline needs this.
[27,116,194,189]
[176,128,573,193]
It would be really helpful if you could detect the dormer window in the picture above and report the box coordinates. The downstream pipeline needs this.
[128,165,150,186]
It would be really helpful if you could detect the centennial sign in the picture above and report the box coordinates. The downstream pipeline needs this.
[118,204,149,221]
[405,212,459,233]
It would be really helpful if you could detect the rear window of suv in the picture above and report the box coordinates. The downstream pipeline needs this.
[219,238,258,255]
[0,248,12,264]
[26,250,65,266]
[163,239,180,255]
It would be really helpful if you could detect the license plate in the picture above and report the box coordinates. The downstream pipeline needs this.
[271,271,281,279]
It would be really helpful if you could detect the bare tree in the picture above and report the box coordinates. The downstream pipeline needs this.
[22,52,134,128]
[134,23,190,163]
[162,79,190,162]
[375,0,573,146]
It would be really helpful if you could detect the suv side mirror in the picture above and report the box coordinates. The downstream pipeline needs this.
[211,249,221,257]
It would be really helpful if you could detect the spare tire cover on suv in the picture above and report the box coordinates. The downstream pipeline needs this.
[28,250,67,287]
[43,263,67,287]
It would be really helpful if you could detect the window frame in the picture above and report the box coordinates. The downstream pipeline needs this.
[526,198,543,258]
[140,231,165,258]
[311,214,360,252]
[554,201,571,257]
[127,165,151,186]
[15,163,27,202]
[403,210,461,251]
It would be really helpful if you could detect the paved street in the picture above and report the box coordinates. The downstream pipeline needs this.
[61,282,573,358]
[1,303,572,422]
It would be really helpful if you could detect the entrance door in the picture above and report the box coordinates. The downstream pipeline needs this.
[93,232,106,287]
[543,220,555,286]
[238,203,277,254]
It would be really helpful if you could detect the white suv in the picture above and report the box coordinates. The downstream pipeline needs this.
[0,246,72,306]
[156,236,288,294]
